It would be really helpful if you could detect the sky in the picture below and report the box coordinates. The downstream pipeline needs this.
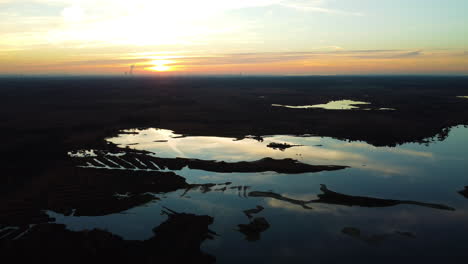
[0,0,467,75]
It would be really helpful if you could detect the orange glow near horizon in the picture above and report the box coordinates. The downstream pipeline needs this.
[1,50,467,76]
[146,60,175,72]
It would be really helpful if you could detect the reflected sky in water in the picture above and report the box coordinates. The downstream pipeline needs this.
[272,100,371,110]
[55,126,468,263]
[107,128,447,176]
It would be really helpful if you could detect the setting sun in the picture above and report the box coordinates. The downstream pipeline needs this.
[147,60,174,72]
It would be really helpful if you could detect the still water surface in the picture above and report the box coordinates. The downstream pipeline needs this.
[59,126,468,263]
[272,100,371,110]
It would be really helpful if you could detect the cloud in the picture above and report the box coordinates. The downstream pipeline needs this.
[0,0,358,15]
[37,49,429,70]
[168,50,426,66]
[61,4,85,22]
[0,0,364,54]
[350,50,423,59]
[53,58,147,66]
[279,0,363,16]
[5,47,466,75]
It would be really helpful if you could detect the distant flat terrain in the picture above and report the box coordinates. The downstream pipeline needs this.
[1,76,468,263]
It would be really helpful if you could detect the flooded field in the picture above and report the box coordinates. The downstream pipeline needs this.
[2,76,468,263]
[59,126,468,263]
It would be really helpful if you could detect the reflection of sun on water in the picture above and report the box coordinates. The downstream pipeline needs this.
[147,59,174,72]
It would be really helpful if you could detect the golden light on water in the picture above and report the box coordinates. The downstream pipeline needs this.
[147,59,175,72]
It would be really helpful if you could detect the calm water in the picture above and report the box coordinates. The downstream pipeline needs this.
[272,99,372,110]
[59,126,468,263]
[271,99,396,111]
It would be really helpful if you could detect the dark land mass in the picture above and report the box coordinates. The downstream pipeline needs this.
[249,184,455,211]
[458,186,468,198]
[243,205,265,219]
[0,165,189,226]
[1,76,467,261]
[237,217,270,241]
[238,205,269,241]
[2,76,468,194]
[70,150,348,174]
[266,142,303,151]
[1,209,215,264]
[314,184,455,210]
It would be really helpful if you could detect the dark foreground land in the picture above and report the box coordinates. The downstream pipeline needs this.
[1,76,468,263]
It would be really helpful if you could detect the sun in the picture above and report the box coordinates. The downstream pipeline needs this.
[151,64,171,72]
[147,59,174,72]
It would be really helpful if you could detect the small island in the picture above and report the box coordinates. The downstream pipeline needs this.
[266,142,303,151]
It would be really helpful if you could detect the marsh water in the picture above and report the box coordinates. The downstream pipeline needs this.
[272,100,372,110]
[271,99,396,111]
[62,126,468,263]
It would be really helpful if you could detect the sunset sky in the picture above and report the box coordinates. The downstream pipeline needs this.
[1,0,467,75]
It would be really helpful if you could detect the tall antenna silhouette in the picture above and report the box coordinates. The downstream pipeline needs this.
[129,65,135,76]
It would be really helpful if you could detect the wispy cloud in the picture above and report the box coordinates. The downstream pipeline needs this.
[279,0,363,16]
[4,48,467,75]
[0,0,360,16]
[33,49,432,69]
[0,0,361,55]
[168,50,426,66]
[350,50,423,59]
